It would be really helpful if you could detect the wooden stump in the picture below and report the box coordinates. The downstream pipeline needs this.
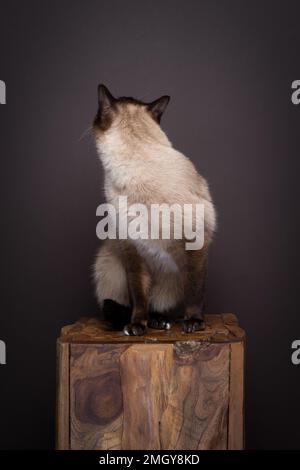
[56,314,245,450]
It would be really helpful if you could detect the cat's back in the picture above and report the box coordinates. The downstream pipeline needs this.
[149,145,212,204]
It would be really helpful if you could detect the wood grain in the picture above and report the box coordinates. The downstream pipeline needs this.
[68,342,232,450]
[160,344,229,450]
[120,344,173,449]
[56,340,70,450]
[57,313,245,450]
[70,344,128,450]
[60,314,244,344]
[228,342,244,450]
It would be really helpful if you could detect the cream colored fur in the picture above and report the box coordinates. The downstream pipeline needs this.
[93,101,216,312]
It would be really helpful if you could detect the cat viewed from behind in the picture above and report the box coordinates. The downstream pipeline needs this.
[93,85,216,336]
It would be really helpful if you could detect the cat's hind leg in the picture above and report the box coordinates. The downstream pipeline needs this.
[93,240,131,330]
[102,299,131,330]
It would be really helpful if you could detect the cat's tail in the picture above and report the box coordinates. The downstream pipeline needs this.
[102,299,132,331]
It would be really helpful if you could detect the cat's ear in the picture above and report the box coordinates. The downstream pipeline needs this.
[97,84,115,112]
[147,95,170,123]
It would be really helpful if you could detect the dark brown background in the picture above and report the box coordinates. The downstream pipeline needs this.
[0,0,299,449]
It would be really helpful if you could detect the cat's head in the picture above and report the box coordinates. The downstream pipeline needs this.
[93,84,170,141]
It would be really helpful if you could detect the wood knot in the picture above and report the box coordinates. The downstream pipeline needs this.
[74,371,122,425]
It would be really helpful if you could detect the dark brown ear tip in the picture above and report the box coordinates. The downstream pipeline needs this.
[97,84,103,98]
[97,84,115,106]
[98,84,108,94]
[147,95,170,109]
[155,95,170,105]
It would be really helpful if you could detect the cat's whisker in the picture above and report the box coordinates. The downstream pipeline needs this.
[78,126,93,142]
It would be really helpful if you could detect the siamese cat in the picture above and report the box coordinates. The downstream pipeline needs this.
[93,85,216,335]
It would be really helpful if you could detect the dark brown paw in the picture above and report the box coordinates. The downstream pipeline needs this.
[182,318,205,333]
[148,314,171,330]
[123,323,147,336]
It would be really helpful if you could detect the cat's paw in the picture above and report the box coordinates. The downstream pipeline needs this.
[182,318,205,333]
[148,314,171,330]
[123,323,147,336]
